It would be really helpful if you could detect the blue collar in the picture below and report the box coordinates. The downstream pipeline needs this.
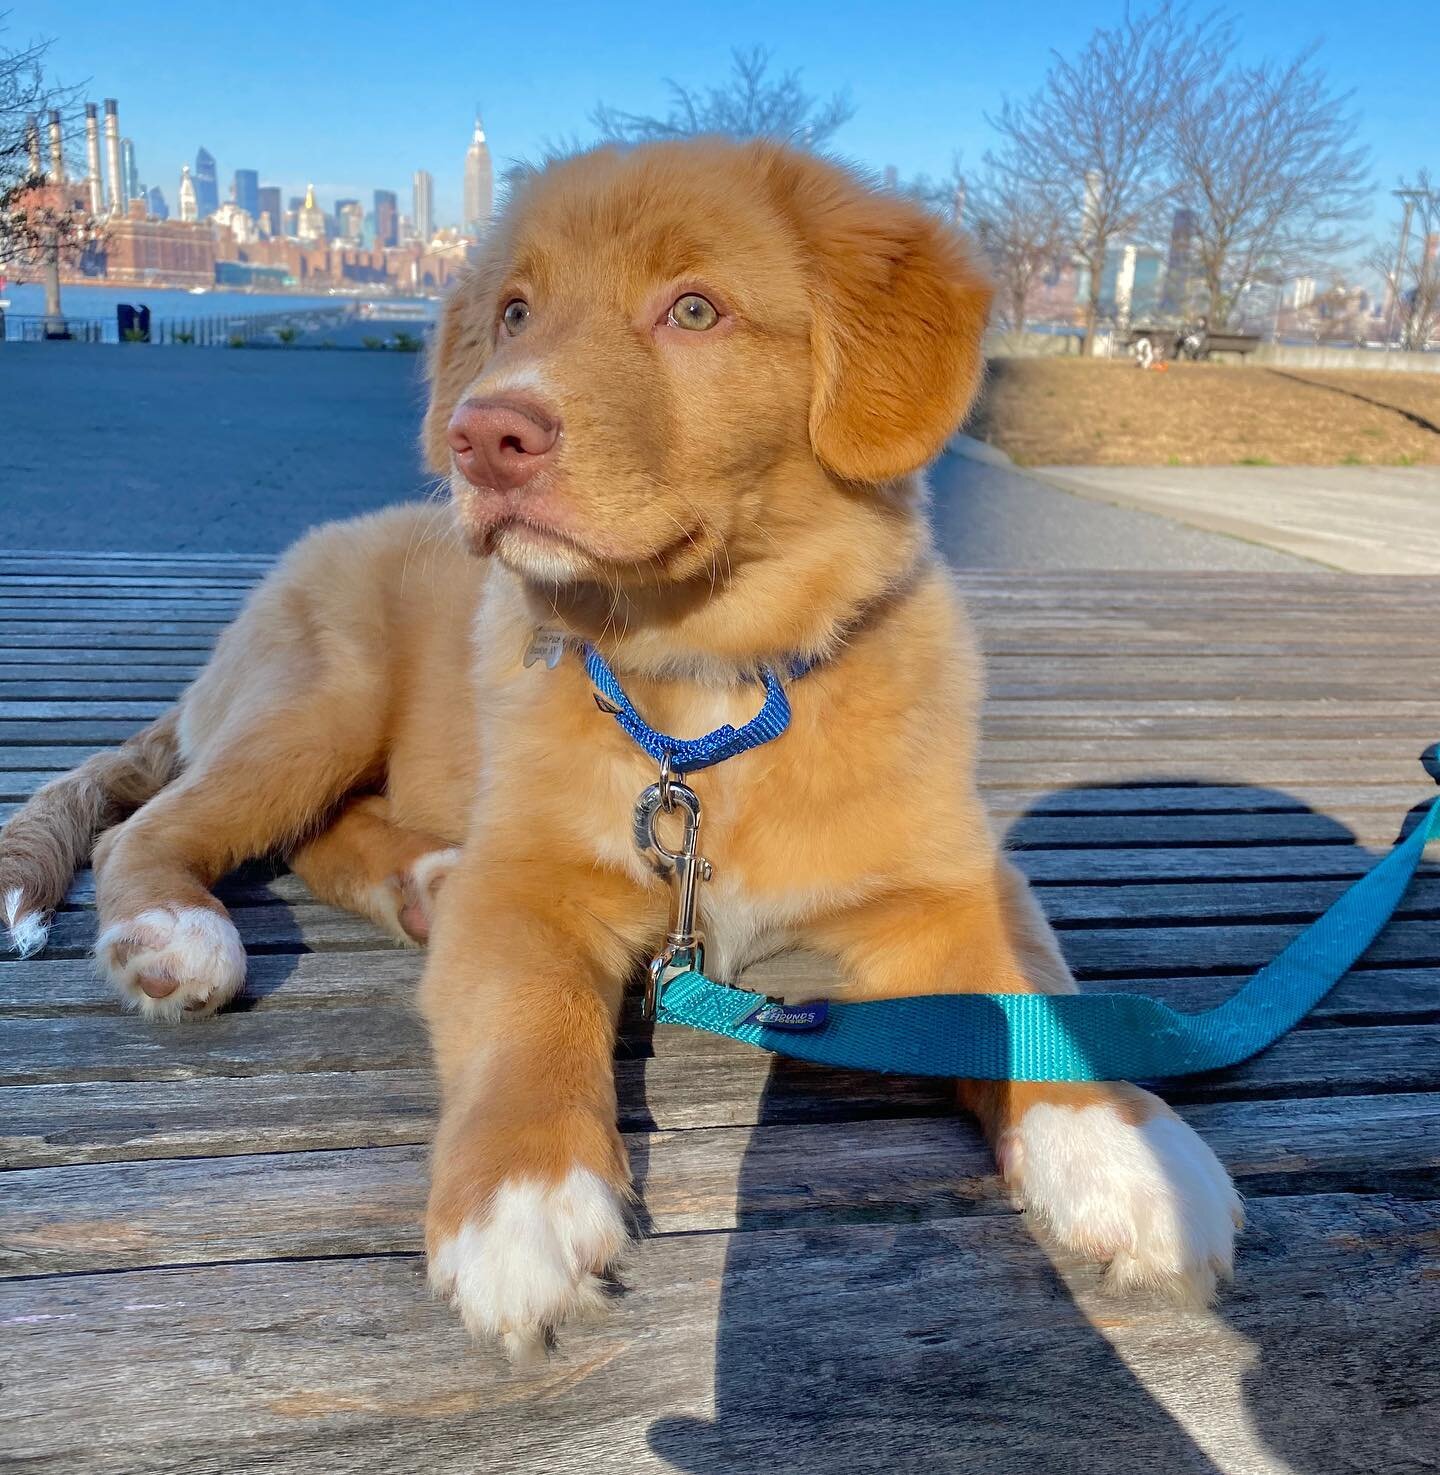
[582,644,812,775]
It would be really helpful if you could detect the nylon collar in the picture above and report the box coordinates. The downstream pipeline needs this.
[582,644,813,775]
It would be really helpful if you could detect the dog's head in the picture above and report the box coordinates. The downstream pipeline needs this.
[425,138,990,605]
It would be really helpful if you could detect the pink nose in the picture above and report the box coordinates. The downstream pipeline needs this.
[446,398,561,492]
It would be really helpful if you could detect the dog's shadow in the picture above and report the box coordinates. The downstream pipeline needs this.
[641,775,1440,1475]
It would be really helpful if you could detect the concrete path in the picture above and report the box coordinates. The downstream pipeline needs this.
[1032,465,1440,575]
[2,346,1322,570]
[929,447,1310,571]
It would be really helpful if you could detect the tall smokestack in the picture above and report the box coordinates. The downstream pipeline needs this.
[47,110,65,183]
[103,98,123,214]
[25,115,41,177]
[85,103,103,215]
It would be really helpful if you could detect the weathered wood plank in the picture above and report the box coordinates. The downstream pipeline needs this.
[1,1195,1434,1475]
[5,1093,1438,1278]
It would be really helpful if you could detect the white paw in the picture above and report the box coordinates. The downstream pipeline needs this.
[95,906,247,1021]
[1003,1103,1243,1306]
[429,1167,630,1361]
[395,846,462,944]
[4,887,50,959]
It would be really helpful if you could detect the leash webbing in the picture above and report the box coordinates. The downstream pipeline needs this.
[654,786,1440,1082]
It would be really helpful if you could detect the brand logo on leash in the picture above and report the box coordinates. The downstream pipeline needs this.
[748,999,829,1031]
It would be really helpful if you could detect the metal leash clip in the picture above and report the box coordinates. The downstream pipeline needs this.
[634,754,712,1019]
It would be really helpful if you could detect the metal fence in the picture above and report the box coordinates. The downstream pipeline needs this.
[0,304,357,346]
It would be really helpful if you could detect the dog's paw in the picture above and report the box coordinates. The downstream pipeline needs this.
[428,1167,630,1362]
[4,887,50,959]
[95,905,246,1021]
[1001,1101,1243,1307]
[395,846,462,944]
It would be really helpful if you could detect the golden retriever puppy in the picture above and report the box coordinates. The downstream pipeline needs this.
[0,138,1240,1357]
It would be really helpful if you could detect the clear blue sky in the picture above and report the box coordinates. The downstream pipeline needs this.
[19,0,1440,263]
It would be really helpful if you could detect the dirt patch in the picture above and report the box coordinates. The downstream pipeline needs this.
[965,358,1440,466]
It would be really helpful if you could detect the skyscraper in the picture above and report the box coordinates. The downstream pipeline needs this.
[193,147,219,219]
[412,168,435,243]
[146,185,169,221]
[178,163,198,222]
[336,198,365,243]
[463,111,492,237]
[256,184,283,238]
[1161,208,1197,317]
[374,188,399,248]
[232,168,260,221]
[120,138,142,206]
[296,183,327,242]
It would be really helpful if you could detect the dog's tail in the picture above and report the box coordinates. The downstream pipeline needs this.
[0,710,182,957]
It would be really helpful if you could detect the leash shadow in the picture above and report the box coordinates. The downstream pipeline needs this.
[641,775,1440,1475]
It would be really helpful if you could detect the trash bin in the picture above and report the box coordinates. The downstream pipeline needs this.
[117,303,151,343]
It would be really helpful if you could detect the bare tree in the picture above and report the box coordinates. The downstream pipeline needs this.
[592,46,853,148]
[990,4,1229,353]
[899,155,967,222]
[966,150,1067,335]
[1167,44,1370,328]
[1368,175,1440,351]
[0,17,101,330]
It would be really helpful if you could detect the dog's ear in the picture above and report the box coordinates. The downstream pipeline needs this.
[421,274,494,474]
[765,150,992,483]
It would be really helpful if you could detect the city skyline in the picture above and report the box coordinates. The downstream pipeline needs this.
[29,0,1439,253]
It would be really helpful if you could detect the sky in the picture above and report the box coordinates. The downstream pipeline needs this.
[17,0,1440,263]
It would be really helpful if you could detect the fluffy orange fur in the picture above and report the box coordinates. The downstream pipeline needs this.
[0,138,1240,1353]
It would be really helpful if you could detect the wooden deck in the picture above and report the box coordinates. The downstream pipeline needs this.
[2,553,1438,1474]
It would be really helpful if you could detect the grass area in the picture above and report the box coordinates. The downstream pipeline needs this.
[965,358,1440,466]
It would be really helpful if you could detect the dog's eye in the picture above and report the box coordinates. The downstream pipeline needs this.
[667,294,719,331]
[502,299,530,336]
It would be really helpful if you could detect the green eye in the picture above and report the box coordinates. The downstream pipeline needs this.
[668,293,719,331]
[502,299,530,335]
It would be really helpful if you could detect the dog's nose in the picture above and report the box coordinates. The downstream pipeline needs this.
[447,398,561,492]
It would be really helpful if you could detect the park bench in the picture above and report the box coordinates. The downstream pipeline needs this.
[2,550,1438,1473]
[1126,325,1264,360]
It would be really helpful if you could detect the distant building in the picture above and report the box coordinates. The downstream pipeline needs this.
[105,216,215,286]
[374,188,399,248]
[146,185,169,221]
[194,147,219,219]
[336,198,364,243]
[256,184,283,238]
[1102,243,1165,325]
[295,183,327,242]
[232,168,260,220]
[412,168,435,243]
[120,138,142,207]
[178,164,198,223]
[213,201,257,244]
[463,112,492,236]
[1286,277,1317,311]
[1161,208,1197,316]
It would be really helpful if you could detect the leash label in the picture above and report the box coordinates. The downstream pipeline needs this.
[749,999,829,1031]
[523,629,566,670]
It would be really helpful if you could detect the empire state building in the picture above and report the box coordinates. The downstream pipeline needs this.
[463,111,493,238]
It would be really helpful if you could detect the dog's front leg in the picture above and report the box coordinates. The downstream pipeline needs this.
[815,858,1242,1305]
[417,848,655,1359]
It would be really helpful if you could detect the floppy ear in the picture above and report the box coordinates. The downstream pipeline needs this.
[765,150,993,483]
[421,272,494,475]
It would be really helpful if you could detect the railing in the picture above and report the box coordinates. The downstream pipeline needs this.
[0,304,358,346]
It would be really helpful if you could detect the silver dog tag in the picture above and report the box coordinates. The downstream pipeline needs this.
[523,628,566,670]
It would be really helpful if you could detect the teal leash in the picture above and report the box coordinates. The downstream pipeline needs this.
[651,770,1439,1083]
[589,649,1437,1082]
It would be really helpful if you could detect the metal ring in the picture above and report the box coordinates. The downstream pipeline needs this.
[658,751,676,810]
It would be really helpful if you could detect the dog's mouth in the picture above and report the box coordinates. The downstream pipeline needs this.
[462,504,709,586]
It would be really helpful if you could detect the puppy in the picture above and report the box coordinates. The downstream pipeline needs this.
[0,138,1240,1357]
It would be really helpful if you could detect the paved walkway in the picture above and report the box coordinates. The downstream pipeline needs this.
[1033,465,1440,575]
[3,346,1318,571]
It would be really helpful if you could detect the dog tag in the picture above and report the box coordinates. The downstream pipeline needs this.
[523,628,565,670]
[748,999,829,1031]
